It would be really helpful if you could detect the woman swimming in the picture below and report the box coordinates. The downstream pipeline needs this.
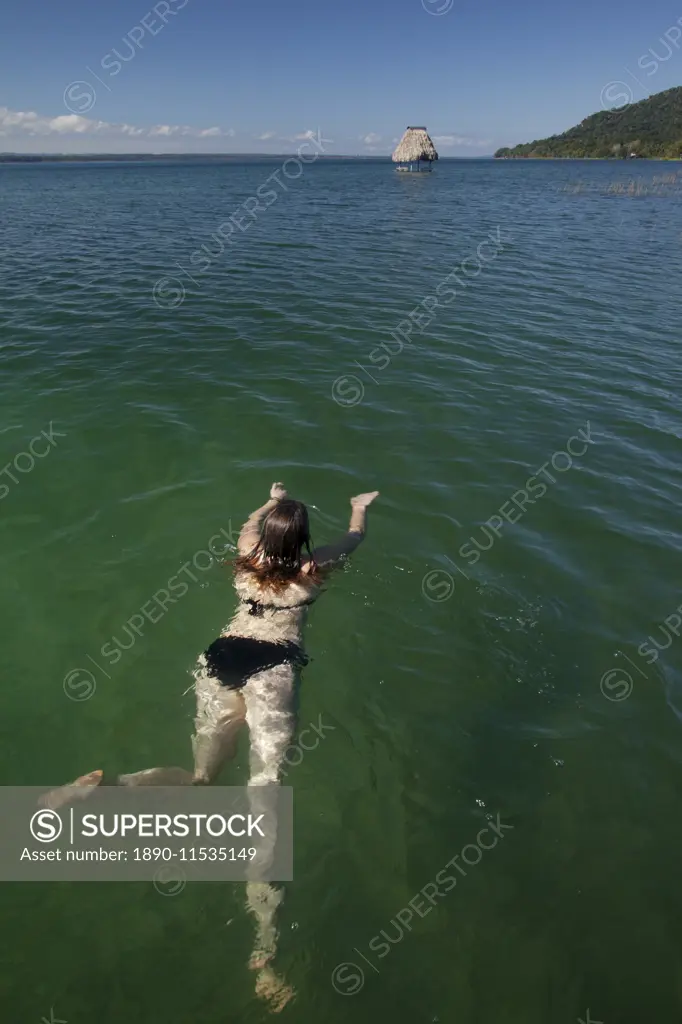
[46,482,379,1009]
[192,482,378,786]
[194,482,378,1008]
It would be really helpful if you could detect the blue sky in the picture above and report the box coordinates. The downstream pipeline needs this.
[1,0,682,154]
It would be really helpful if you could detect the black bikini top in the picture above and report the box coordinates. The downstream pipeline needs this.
[240,596,318,617]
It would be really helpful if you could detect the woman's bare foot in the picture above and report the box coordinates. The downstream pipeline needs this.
[254,967,295,1013]
[249,948,272,971]
[39,770,104,810]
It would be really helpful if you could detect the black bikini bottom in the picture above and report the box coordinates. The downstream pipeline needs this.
[204,636,309,690]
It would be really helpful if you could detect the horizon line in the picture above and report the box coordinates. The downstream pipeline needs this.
[0,150,494,159]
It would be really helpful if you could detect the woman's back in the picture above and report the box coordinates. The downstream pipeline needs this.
[226,570,323,645]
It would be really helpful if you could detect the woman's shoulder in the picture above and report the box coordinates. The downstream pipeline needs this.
[235,567,323,605]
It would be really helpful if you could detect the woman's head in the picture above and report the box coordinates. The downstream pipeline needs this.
[259,498,311,568]
[235,498,315,588]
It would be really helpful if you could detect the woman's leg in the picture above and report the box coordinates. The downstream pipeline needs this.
[40,764,196,809]
[192,659,247,784]
[244,664,297,787]
[120,658,247,786]
[43,660,246,807]
[117,767,195,785]
[242,665,298,1011]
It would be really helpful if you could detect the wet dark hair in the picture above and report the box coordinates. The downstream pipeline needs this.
[234,498,319,590]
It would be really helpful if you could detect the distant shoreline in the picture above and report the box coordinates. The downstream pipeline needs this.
[0,153,493,164]
[494,155,682,161]
[494,86,682,162]
[2,153,679,165]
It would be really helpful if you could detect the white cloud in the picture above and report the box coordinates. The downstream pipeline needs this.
[432,134,492,147]
[278,128,331,148]
[360,132,382,145]
[47,114,92,133]
[0,109,38,128]
[0,104,233,142]
[257,131,276,140]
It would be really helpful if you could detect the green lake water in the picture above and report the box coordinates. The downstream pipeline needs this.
[1,157,682,1022]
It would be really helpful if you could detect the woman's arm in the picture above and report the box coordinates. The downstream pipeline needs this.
[309,491,379,570]
[237,482,287,555]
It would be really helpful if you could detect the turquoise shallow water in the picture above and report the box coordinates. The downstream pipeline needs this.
[1,157,682,1022]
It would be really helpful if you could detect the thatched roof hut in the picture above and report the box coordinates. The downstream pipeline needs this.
[392,127,439,169]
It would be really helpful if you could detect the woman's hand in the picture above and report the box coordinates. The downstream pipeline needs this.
[350,491,379,508]
[270,482,288,500]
